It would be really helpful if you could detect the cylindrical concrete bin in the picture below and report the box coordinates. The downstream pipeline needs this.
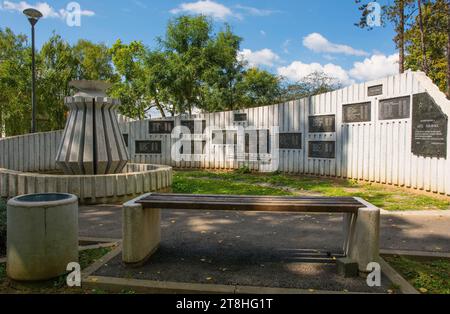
[6,193,79,281]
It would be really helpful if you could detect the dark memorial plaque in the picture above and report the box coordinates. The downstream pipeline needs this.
[181,120,206,134]
[149,121,174,134]
[379,96,410,120]
[308,141,336,159]
[343,102,371,123]
[180,140,207,155]
[309,115,336,133]
[135,141,162,154]
[368,85,383,97]
[234,113,248,122]
[279,133,302,149]
[412,93,448,159]
[122,134,129,147]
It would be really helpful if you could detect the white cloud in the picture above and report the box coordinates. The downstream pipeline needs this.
[349,53,399,81]
[277,53,399,86]
[0,1,95,19]
[277,61,354,85]
[260,30,266,37]
[239,48,281,68]
[303,33,369,57]
[234,4,278,17]
[170,0,235,20]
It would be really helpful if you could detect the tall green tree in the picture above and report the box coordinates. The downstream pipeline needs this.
[72,39,115,81]
[38,34,78,131]
[405,0,449,94]
[355,0,415,73]
[0,27,31,136]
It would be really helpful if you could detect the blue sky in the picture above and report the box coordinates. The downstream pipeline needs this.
[0,0,400,85]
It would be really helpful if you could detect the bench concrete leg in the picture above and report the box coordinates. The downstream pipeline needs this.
[342,213,357,256]
[347,199,380,273]
[122,194,161,266]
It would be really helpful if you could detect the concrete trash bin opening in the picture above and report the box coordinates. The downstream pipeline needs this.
[13,193,74,204]
[7,193,79,281]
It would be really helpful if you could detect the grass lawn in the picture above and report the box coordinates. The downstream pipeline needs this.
[173,170,450,211]
[0,247,114,294]
[385,255,450,294]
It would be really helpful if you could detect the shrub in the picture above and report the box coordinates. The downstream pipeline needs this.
[0,198,6,256]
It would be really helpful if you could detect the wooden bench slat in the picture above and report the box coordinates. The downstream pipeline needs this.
[136,193,364,213]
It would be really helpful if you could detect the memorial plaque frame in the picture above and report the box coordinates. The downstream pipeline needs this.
[343,102,371,123]
[234,113,248,122]
[412,92,448,159]
[279,133,302,150]
[180,140,207,155]
[379,96,410,120]
[148,121,174,134]
[308,141,336,159]
[368,85,383,97]
[309,115,336,133]
[135,140,162,154]
[181,120,207,134]
[122,134,129,147]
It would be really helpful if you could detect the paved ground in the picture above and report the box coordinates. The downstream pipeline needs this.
[79,205,450,293]
[80,205,450,253]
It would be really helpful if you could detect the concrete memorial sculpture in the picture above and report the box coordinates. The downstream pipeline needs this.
[55,80,129,175]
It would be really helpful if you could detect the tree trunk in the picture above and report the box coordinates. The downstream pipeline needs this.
[154,98,166,118]
[418,0,429,74]
[447,0,450,99]
[399,0,405,74]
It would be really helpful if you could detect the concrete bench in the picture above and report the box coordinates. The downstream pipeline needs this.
[122,193,380,272]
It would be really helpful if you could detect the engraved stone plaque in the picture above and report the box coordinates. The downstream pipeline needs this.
[135,141,162,154]
[309,115,336,133]
[122,134,129,147]
[368,85,383,97]
[279,133,302,149]
[379,96,410,120]
[412,93,448,158]
[181,120,206,134]
[343,102,371,123]
[148,121,174,134]
[308,141,336,159]
[234,113,248,122]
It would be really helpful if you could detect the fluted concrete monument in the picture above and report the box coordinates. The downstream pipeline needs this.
[55,80,129,175]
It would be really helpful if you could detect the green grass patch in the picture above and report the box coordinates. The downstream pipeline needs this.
[385,255,450,294]
[173,170,450,211]
[79,247,112,270]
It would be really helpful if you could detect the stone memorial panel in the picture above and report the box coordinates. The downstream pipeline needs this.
[343,102,371,123]
[379,96,410,120]
[148,121,174,134]
[412,92,448,158]
[308,141,336,159]
[135,141,162,154]
[234,113,248,122]
[309,115,336,133]
[368,85,383,97]
[279,133,302,149]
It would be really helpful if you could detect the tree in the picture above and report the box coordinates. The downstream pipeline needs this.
[405,0,449,94]
[447,0,450,99]
[355,0,415,73]
[237,68,282,108]
[0,27,31,136]
[72,39,116,81]
[38,34,78,131]
[280,71,342,101]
